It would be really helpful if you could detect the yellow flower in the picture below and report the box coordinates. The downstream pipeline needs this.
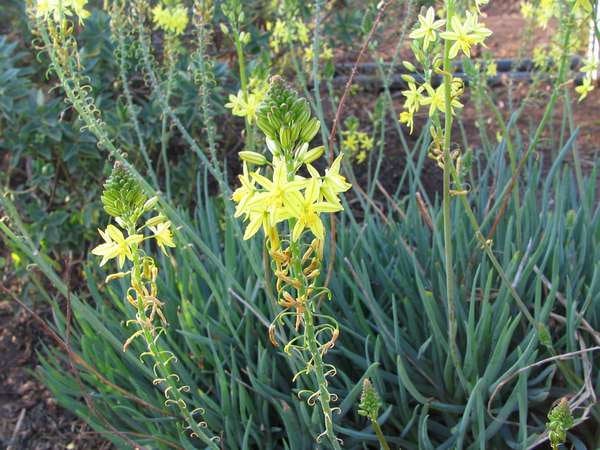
[149,221,176,255]
[440,12,492,58]
[152,3,189,36]
[420,83,463,117]
[402,82,424,113]
[92,224,143,268]
[409,7,446,50]
[249,159,306,223]
[520,1,534,19]
[575,77,594,101]
[225,91,246,116]
[241,211,269,240]
[284,177,342,241]
[225,88,265,123]
[232,163,258,218]
[70,0,90,20]
[356,150,367,164]
[342,133,359,153]
[35,0,90,23]
[572,0,592,13]
[399,110,415,134]
[318,154,352,205]
[295,19,310,45]
[359,133,374,151]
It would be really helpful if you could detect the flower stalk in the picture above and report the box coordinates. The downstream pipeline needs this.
[232,77,350,449]
[91,163,219,449]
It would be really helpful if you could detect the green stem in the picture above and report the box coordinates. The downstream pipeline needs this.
[441,0,467,391]
[371,420,391,450]
[128,233,219,450]
[234,34,255,152]
[284,158,340,450]
[160,38,176,201]
[114,5,158,188]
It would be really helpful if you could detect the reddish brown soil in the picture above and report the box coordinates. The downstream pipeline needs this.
[0,282,113,450]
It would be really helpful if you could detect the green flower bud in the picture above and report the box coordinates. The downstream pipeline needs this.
[403,60,417,72]
[146,214,168,228]
[239,150,268,165]
[143,196,159,211]
[547,399,573,450]
[101,161,147,226]
[358,378,382,422]
[299,117,320,143]
[302,145,325,164]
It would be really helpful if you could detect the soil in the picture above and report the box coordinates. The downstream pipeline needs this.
[1,2,598,449]
[0,281,113,450]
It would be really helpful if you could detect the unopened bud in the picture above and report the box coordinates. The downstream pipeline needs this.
[239,151,268,165]
[402,60,416,72]
[143,196,159,211]
[146,214,167,227]
[302,145,324,164]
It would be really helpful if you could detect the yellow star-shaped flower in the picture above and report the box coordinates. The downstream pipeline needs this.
[284,177,343,241]
[91,224,143,268]
[149,221,176,255]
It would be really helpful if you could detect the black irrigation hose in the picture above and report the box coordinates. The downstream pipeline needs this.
[329,56,584,91]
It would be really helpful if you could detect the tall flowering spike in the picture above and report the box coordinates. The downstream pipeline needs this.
[100,162,147,226]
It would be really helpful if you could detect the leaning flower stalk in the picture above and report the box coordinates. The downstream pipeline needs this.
[232,77,349,449]
[92,163,219,449]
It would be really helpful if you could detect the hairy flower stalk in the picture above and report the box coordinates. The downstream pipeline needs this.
[92,163,219,449]
[232,77,350,449]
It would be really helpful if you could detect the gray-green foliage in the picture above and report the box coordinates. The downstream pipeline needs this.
[3,129,598,448]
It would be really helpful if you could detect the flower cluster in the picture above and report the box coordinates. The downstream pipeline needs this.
[92,162,175,271]
[520,0,597,101]
[152,1,189,36]
[232,76,349,449]
[34,0,90,23]
[90,162,216,446]
[340,116,374,164]
[399,7,490,135]
[225,77,269,123]
[232,78,351,243]
[266,18,310,54]
[576,59,598,101]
